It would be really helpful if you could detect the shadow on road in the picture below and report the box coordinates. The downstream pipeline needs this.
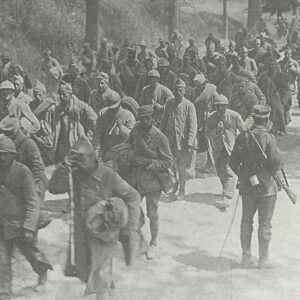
[184,192,222,207]
[173,249,240,272]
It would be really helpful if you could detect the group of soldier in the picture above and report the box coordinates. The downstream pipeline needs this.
[0,28,294,299]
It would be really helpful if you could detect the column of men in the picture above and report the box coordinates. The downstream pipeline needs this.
[0,30,290,299]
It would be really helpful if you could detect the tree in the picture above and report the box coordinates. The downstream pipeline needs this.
[247,0,262,34]
[263,0,300,16]
[85,0,99,51]
[168,0,178,39]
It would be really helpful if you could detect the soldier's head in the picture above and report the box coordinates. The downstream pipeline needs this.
[147,70,160,87]
[254,38,261,49]
[214,94,228,117]
[33,80,46,103]
[188,38,195,47]
[68,63,80,78]
[126,47,136,61]
[1,51,11,65]
[138,105,154,132]
[0,80,15,103]
[139,39,147,51]
[237,78,249,95]
[174,78,186,99]
[206,42,215,56]
[0,134,16,169]
[240,46,249,59]
[193,73,206,88]
[13,75,24,95]
[157,58,170,75]
[252,104,271,126]
[284,48,292,60]
[100,37,108,48]
[0,116,21,140]
[68,138,98,174]
[96,72,109,93]
[58,82,72,106]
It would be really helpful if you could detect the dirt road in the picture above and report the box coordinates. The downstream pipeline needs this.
[12,111,300,300]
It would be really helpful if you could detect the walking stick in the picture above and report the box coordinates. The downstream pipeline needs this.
[218,192,240,257]
[65,166,77,276]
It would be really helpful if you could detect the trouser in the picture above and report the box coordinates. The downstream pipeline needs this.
[143,191,161,246]
[186,149,197,178]
[172,146,190,193]
[240,193,276,260]
[0,230,52,299]
[215,148,236,198]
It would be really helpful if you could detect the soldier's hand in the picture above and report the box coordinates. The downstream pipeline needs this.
[23,229,35,244]
[153,102,163,111]
[254,184,263,195]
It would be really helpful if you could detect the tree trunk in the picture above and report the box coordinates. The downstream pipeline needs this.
[85,0,99,51]
[223,0,228,39]
[247,0,262,34]
[168,0,178,40]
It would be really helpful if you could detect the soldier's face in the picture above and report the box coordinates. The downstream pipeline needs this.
[98,79,108,93]
[14,83,23,93]
[0,89,14,102]
[148,76,159,86]
[34,91,44,103]
[175,86,186,98]
[59,91,71,106]
[254,39,261,48]
[238,82,247,94]
[216,104,227,117]
[0,152,14,168]
[139,115,153,131]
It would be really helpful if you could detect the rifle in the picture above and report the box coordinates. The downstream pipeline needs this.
[247,130,297,205]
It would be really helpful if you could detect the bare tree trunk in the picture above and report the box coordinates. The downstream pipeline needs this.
[168,0,178,40]
[85,0,99,51]
[223,0,228,39]
[247,0,262,34]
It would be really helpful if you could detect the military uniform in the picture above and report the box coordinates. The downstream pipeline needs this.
[127,106,173,249]
[229,105,283,267]
[160,90,197,196]
[205,96,245,199]
[49,139,140,297]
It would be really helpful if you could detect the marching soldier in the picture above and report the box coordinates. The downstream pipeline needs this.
[229,105,283,269]
[205,94,245,209]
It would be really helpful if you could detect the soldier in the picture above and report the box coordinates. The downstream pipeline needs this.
[157,58,178,93]
[139,69,174,126]
[89,72,120,115]
[92,92,135,158]
[62,62,91,103]
[229,105,283,269]
[54,82,97,163]
[160,79,197,200]
[0,134,52,299]
[126,105,173,259]
[205,94,245,209]
[229,77,259,120]
[49,138,141,300]
[13,75,33,105]
[0,80,40,135]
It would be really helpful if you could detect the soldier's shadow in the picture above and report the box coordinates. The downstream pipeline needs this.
[173,249,240,272]
[183,192,222,208]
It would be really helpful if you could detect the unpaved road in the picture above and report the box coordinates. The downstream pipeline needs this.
[11,110,300,300]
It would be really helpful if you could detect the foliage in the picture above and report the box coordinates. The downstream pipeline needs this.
[263,0,300,15]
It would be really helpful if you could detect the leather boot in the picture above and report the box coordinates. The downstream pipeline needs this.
[258,241,274,269]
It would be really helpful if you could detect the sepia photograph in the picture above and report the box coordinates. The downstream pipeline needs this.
[0,0,299,299]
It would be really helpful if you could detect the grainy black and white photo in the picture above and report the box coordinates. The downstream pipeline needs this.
[0,0,299,299]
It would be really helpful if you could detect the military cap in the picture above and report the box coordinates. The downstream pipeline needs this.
[34,80,46,93]
[13,75,24,85]
[0,80,15,90]
[157,58,170,67]
[138,105,154,118]
[0,115,20,134]
[0,134,17,153]
[214,94,228,105]
[59,82,72,94]
[188,38,195,44]
[193,73,206,85]
[96,72,109,83]
[252,104,271,119]
[175,78,186,88]
[147,69,160,78]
